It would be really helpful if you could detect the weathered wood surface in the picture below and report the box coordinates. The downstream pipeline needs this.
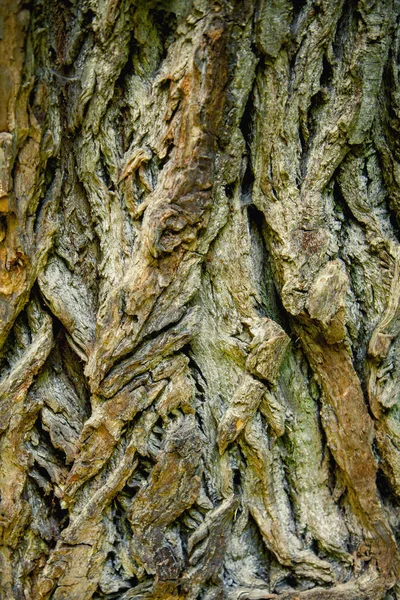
[1,0,400,598]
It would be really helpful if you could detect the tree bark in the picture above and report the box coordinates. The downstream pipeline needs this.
[1,0,400,598]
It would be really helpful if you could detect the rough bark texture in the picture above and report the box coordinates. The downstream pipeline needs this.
[2,0,400,598]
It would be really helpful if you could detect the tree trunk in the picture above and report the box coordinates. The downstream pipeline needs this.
[1,0,400,598]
